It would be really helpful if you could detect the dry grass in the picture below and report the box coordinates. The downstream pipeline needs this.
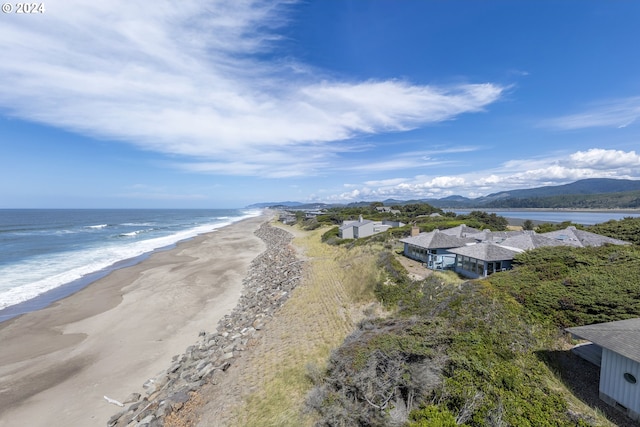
[431,269,465,286]
[165,393,205,427]
[221,225,381,427]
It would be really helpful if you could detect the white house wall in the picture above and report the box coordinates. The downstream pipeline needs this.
[355,223,375,238]
[340,227,354,239]
[599,348,640,420]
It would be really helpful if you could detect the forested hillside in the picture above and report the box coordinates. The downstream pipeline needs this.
[481,190,640,209]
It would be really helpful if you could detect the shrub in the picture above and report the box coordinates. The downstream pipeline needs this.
[490,245,640,327]
[408,405,460,427]
[321,226,339,242]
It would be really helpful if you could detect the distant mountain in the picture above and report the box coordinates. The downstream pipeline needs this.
[245,201,306,208]
[425,179,640,208]
[480,178,640,202]
[250,179,640,210]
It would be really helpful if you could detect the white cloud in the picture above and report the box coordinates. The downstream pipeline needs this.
[569,148,640,169]
[0,0,504,177]
[321,148,640,202]
[329,147,478,174]
[545,97,640,130]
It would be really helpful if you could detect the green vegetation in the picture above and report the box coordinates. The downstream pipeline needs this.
[586,216,640,245]
[482,190,640,209]
[489,244,640,327]
[308,253,597,426]
[307,216,640,426]
[286,204,510,246]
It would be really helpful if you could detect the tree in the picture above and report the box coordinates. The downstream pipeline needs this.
[522,219,534,230]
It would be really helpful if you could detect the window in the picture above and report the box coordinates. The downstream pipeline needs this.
[624,372,637,384]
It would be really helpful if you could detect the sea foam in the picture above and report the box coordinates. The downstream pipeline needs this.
[0,210,260,311]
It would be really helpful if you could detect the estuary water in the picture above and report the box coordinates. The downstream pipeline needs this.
[452,209,640,225]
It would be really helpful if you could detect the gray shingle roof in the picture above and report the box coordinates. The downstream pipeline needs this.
[499,232,570,251]
[566,318,640,363]
[339,219,372,230]
[541,226,630,247]
[465,230,525,242]
[438,224,481,237]
[447,242,522,262]
[400,230,476,249]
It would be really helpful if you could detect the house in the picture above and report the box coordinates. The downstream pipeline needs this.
[339,217,372,239]
[278,213,297,225]
[400,230,476,270]
[339,216,405,239]
[403,225,630,278]
[446,231,574,278]
[566,318,640,421]
[376,206,401,215]
[447,242,523,278]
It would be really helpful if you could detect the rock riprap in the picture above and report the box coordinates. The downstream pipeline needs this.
[108,222,302,427]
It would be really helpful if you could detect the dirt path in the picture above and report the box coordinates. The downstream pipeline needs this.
[395,253,431,280]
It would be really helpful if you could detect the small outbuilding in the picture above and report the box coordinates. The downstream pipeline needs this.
[338,216,404,239]
[566,318,640,421]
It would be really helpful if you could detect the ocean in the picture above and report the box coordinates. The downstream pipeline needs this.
[0,209,260,322]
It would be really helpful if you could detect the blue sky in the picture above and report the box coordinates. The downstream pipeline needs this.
[2,0,640,208]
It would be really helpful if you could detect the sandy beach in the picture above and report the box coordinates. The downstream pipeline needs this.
[0,214,267,427]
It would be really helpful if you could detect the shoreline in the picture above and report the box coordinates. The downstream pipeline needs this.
[107,221,304,426]
[0,212,262,323]
[0,214,269,427]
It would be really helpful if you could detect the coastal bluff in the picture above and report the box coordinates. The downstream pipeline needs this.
[108,222,302,427]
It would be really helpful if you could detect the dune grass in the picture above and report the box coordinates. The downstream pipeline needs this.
[227,226,381,427]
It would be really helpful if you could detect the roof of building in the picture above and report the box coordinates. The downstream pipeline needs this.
[339,220,372,230]
[354,220,373,228]
[400,230,476,249]
[566,318,640,364]
[339,221,357,230]
[498,232,570,251]
[541,226,630,247]
[465,229,525,242]
[447,242,523,262]
[438,224,481,237]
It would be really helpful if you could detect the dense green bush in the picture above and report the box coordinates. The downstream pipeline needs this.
[489,245,640,327]
[408,406,461,427]
[309,249,594,426]
[436,282,571,426]
[586,216,640,245]
[308,218,640,426]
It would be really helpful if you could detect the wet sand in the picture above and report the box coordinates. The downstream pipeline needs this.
[0,214,267,427]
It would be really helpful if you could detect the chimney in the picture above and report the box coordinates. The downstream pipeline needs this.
[359,214,363,222]
[411,226,420,237]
